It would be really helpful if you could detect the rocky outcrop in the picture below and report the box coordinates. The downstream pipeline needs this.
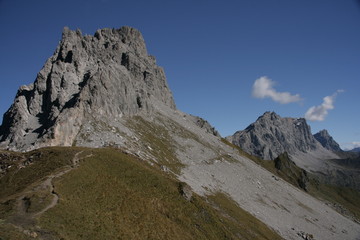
[274,152,309,191]
[0,26,176,151]
[314,130,342,152]
[188,115,220,137]
[227,112,320,160]
[178,182,193,201]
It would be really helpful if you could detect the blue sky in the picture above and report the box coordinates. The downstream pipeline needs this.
[0,0,360,149]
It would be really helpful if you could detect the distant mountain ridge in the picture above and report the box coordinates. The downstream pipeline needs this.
[226,111,326,160]
[227,112,360,191]
[314,129,342,152]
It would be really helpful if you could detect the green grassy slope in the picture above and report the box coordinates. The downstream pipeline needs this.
[0,147,282,240]
[0,147,78,198]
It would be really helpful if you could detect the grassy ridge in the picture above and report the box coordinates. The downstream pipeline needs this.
[0,147,78,199]
[0,147,282,239]
[40,148,282,239]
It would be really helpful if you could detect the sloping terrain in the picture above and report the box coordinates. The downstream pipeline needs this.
[0,147,282,240]
[0,26,360,240]
[1,112,360,239]
[80,110,360,239]
[228,146,360,223]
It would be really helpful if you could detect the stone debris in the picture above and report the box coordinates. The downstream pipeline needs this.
[297,230,314,240]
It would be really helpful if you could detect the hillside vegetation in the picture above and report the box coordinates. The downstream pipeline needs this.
[0,147,282,240]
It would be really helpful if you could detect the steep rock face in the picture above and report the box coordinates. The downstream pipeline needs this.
[314,130,342,152]
[227,112,320,160]
[0,26,176,151]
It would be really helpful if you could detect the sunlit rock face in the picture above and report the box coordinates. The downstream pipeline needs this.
[227,111,321,160]
[0,26,176,151]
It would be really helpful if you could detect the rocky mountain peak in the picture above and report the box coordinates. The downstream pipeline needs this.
[314,129,342,152]
[227,111,319,160]
[0,26,176,151]
[258,111,280,120]
[61,26,147,53]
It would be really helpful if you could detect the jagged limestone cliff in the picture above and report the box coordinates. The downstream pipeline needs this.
[0,27,175,151]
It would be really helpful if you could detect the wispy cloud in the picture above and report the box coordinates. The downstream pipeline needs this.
[305,90,344,121]
[252,76,302,104]
[342,141,360,151]
[351,142,360,148]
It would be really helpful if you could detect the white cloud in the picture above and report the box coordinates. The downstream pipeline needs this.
[305,90,344,121]
[342,141,360,151]
[351,142,360,148]
[252,76,302,104]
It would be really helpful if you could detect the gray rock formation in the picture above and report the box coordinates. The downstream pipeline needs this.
[227,112,360,192]
[188,115,220,137]
[314,129,342,152]
[0,26,176,151]
[227,111,320,160]
[178,182,193,201]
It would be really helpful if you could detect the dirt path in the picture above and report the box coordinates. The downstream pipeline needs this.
[11,151,93,224]
[32,177,58,217]
[4,150,94,239]
[34,151,93,217]
[32,174,64,217]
